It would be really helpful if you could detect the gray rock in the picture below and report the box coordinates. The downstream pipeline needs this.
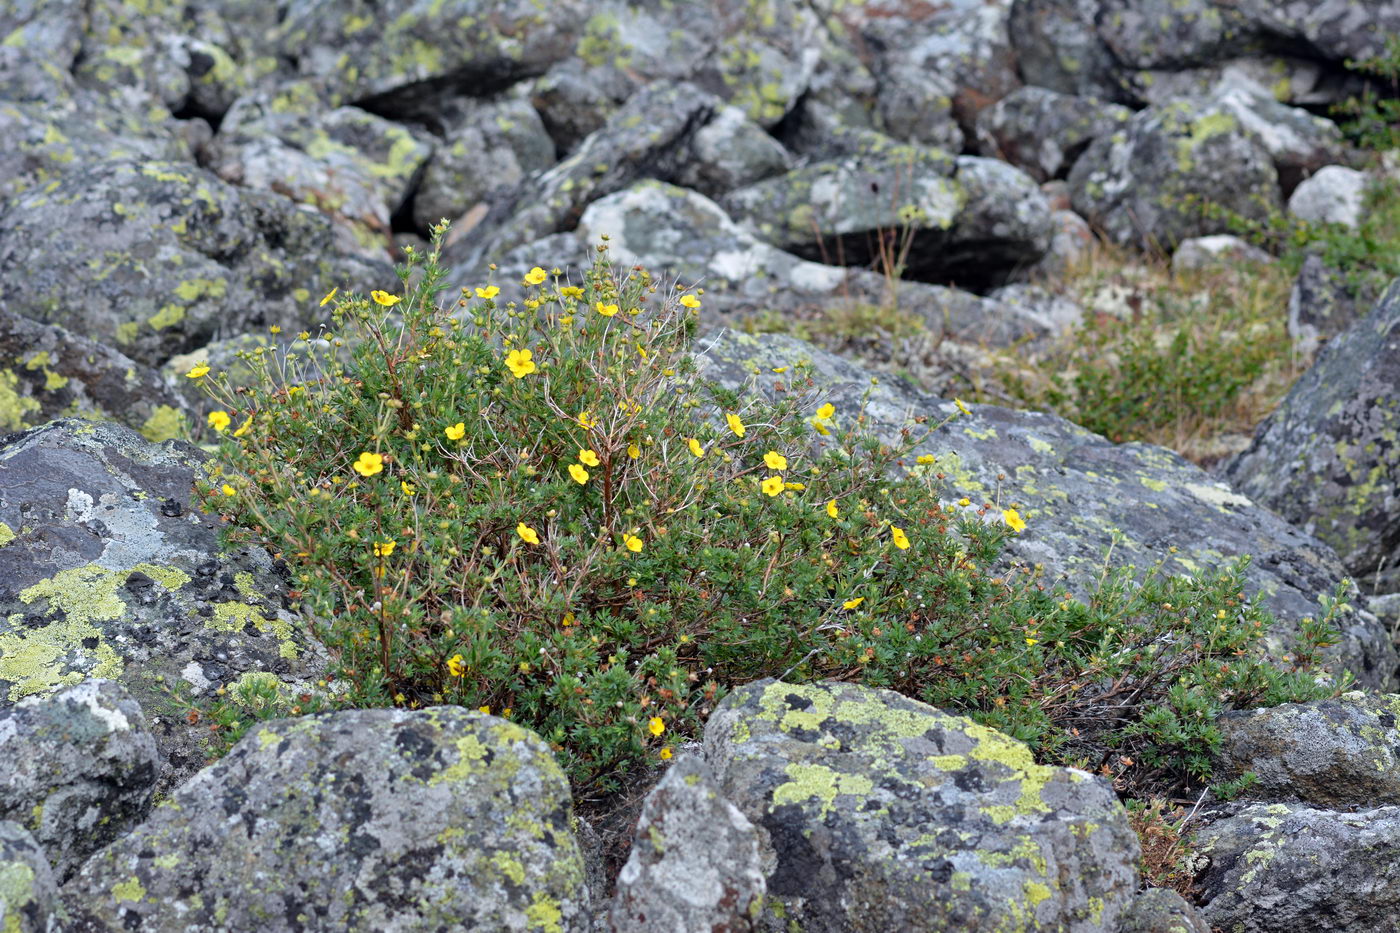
[608,754,765,933]
[62,706,590,932]
[1195,802,1400,932]
[1069,98,1281,252]
[1224,280,1400,591]
[1029,208,1096,278]
[0,159,388,368]
[985,283,1086,343]
[0,680,158,881]
[674,105,795,199]
[704,679,1140,931]
[697,331,1395,688]
[1098,0,1257,70]
[1117,887,1212,933]
[1171,235,1275,274]
[1289,165,1370,228]
[0,419,326,790]
[1007,0,1121,100]
[1233,0,1400,63]
[1287,253,1363,355]
[1205,70,1350,193]
[975,86,1133,182]
[873,62,966,154]
[0,821,63,933]
[1215,693,1400,809]
[948,156,1055,286]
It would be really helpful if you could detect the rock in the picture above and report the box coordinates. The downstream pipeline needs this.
[0,159,388,368]
[1007,0,1121,100]
[607,754,765,933]
[1069,98,1281,252]
[1224,280,1400,592]
[1117,887,1211,933]
[1289,165,1370,228]
[0,821,63,933]
[412,90,556,233]
[1195,802,1400,932]
[1214,693,1400,809]
[704,679,1140,931]
[985,284,1086,343]
[1171,235,1275,274]
[0,419,326,790]
[1205,70,1350,193]
[673,105,795,199]
[1287,253,1363,355]
[948,156,1056,287]
[1234,0,1400,63]
[975,86,1132,182]
[697,331,1395,688]
[1097,0,1256,71]
[1030,208,1096,278]
[0,680,158,881]
[872,62,966,154]
[62,706,590,932]
[0,307,195,442]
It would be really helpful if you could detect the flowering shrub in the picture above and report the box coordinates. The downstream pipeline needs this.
[191,226,1335,795]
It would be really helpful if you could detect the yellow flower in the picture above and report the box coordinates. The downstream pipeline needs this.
[475,285,500,299]
[687,438,705,458]
[445,422,466,440]
[826,499,839,518]
[679,294,701,309]
[955,398,972,416]
[627,442,640,459]
[811,418,831,436]
[784,482,805,491]
[221,483,236,496]
[231,415,253,438]
[185,363,210,379]
[319,287,338,306]
[401,481,416,495]
[648,716,665,736]
[371,290,402,306]
[353,452,384,477]
[578,411,598,430]
[569,463,590,484]
[659,747,673,760]
[208,411,231,432]
[373,540,396,557]
[763,451,787,471]
[479,705,491,715]
[623,534,643,553]
[579,449,600,467]
[269,325,281,335]
[1025,637,1039,646]
[843,596,864,610]
[726,413,745,437]
[523,266,548,286]
[558,315,574,326]
[517,522,540,545]
[761,475,784,496]
[816,403,835,420]
[1003,508,1026,533]
[594,301,620,317]
[916,454,936,464]
[505,348,536,378]
[447,654,466,677]
[561,612,576,627]
[958,497,971,507]
[560,285,584,299]
[891,526,911,550]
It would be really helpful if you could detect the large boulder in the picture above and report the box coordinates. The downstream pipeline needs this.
[1286,253,1365,355]
[705,679,1140,931]
[1224,280,1400,592]
[62,706,590,931]
[0,821,63,933]
[974,86,1132,182]
[1289,165,1369,228]
[697,331,1395,688]
[0,680,158,881]
[0,419,325,789]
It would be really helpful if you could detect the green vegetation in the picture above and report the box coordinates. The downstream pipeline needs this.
[189,228,1336,798]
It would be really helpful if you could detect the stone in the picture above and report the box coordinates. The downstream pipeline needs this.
[1286,253,1363,355]
[975,86,1132,182]
[1195,802,1400,932]
[1171,235,1275,274]
[1224,280,1400,591]
[0,419,326,790]
[1117,887,1212,933]
[872,62,966,154]
[0,821,63,933]
[673,105,795,199]
[705,679,1140,931]
[1097,0,1256,71]
[1006,0,1121,100]
[0,680,158,881]
[607,754,765,933]
[1214,693,1400,809]
[1289,165,1370,228]
[1205,71,1350,193]
[62,706,590,932]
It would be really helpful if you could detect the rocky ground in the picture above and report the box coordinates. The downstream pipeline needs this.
[2,0,1400,930]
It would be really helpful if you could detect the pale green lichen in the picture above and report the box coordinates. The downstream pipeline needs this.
[771,762,875,818]
[0,523,14,548]
[110,876,145,903]
[140,405,186,443]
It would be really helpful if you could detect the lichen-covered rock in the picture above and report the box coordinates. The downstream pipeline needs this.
[0,419,326,790]
[948,156,1055,286]
[1287,253,1365,356]
[1205,70,1350,193]
[1006,0,1121,100]
[62,706,589,932]
[1116,888,1211,933]
[1214,693,1400,809]
[697,331,1395,688]
[704,680,1140,932]
[1070,97,1281,252]
[0,159,387,368]
[1289,165,1369,228]
[0,680,157,880]
[674,104,795,199]
[1097,0,1256,71]
[873,63,965,153]
[0,820,63,933]
[1195,802,1400,932]
[608,754,765,933]
[0,307,195,442]
[1224,280,1400,591]
[1171,234,1274,274]
[974,86,1132,182]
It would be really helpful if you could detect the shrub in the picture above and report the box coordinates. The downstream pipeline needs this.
[189,227,1336,796]
[1334,35,1400,152]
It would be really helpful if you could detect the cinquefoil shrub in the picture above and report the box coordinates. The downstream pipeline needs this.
[191,226,1336,795]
